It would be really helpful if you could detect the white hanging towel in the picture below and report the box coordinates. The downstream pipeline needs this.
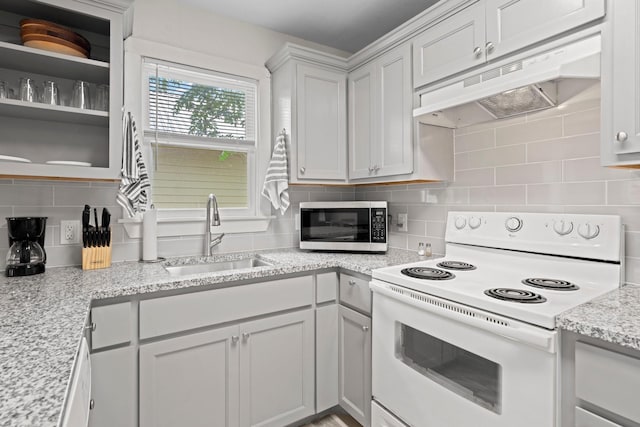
[261,130,290,215]
[117,112,151,217]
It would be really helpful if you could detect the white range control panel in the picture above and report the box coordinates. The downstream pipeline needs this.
[445,212,622,262]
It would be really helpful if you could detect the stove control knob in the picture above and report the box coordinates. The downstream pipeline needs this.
[469,217,482,229]
[578,223,600,240]
[505,216,523,232]
[454,216,467,230]
[553,220,574,236]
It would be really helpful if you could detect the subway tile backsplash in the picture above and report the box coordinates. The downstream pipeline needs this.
[357,99,640,285]
[2,95,640,284]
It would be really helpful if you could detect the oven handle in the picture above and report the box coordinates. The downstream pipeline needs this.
[371,281,557,353]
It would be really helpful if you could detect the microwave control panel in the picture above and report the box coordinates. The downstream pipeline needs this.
[371,208,387,243]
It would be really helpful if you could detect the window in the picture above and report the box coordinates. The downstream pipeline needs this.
[143,60,258,212]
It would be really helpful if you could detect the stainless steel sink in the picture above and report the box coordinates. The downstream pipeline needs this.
[164,257,273,277]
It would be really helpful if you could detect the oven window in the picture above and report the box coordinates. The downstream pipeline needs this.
[301,208,370,242]
[398,324,502,414]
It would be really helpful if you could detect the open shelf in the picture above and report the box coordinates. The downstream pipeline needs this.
[0,97,108,125]
[0,40,109,82]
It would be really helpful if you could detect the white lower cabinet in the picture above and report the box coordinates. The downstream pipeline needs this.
[89,347,136,427]
[339,305,372,427]
[139,326,239,427]
[316,304,339,413]
[139,310,314,427]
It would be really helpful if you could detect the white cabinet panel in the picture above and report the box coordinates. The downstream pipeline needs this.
[348,63,375,180]
[91,302,132,350]
[413,2,485,88]
[316,304,339,413]
[340,273,371,315]
[349,43,413,182]
[575,407,623,427]
[601,0,640,165]
[377,43,413,177]
[239,310,315,427]
[140,276,313,339]
[296,64,347,181]
[139,326,240,427]
[339,305,372,427]
[89,347,136,427]
[316,272,338,303]
[575,341,640,424]
[486,0,605,61]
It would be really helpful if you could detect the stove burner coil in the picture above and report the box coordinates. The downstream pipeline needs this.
[401,267,455,280]
[521,278,579,291]
[484,288,547,303]
[436,261,477,271]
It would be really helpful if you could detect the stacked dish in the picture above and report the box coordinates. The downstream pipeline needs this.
[20,19,91,59]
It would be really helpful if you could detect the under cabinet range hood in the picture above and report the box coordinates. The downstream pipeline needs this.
[414,34,601,128]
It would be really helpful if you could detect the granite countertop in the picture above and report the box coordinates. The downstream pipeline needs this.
[0,248,422,427]
[557,284,640,352]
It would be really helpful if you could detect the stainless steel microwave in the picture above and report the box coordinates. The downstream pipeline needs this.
[299,201,388,252]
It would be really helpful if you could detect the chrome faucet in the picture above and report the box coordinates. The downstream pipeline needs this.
[206,193,224,256]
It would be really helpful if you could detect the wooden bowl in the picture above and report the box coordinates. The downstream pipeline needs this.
[20,19,90,59]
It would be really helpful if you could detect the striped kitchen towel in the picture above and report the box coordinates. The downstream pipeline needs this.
[261,131,290,215]
[117,112,151,217]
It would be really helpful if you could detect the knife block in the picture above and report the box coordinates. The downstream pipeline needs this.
[81,231,112,270]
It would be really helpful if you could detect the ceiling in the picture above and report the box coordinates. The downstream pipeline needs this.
[179,0,441,53]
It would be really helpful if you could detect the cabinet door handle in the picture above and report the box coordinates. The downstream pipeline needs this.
[85,323,96,332]
[231,335,239,344]
[373,165,380,173]
[368,166,374,173]
[89,399,95,410]
[616,131,629,142]
[473,46,482,58]
[242,332,251,341]
[348,280,356,286]
[485,41,495,53]
[362,325,370,332]
[300,166,306,174]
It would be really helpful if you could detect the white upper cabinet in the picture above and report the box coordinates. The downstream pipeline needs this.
[601,0,640,166]
[413,0,605,88]
[413,2,485,88]
[349,43,413,181]
[0,0,125,180]
[296,64,347,181]
[267,44,348,184]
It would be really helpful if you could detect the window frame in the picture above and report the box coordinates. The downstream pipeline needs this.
[122,37,273,237]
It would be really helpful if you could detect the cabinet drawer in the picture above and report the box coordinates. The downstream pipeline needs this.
[575,407,622,427]
[317,272,338,303]
[340,273,371,314]
[575,341,640,423]
[91,302,132,350]
[140,276,313,339]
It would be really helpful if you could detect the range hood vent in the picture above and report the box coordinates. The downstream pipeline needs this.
[414,34,601,128]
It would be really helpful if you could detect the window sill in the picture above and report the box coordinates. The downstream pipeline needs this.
[119,215,274,239]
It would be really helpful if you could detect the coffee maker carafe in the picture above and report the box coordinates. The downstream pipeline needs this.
[6,217,47,277]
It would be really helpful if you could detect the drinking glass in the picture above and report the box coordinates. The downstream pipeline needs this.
[19,78,38,102]
[71,80,91,109]
[41,80,59,105]
[0,81,7,99]
[94,84,109,111]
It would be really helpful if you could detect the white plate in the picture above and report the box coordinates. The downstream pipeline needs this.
[0,154,31,163]
[45,160,92,167]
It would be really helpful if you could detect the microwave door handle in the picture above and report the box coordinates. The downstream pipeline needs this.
[370,281,556,353]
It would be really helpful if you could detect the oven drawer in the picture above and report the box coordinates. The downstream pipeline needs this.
[372,401,408,427]
[575,407,622,427]
[575,341,640,423]
[339,273,371,314]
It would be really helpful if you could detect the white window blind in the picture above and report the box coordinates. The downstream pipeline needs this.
[142,59,258,210]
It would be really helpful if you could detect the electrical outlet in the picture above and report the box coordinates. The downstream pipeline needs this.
[60,220,81,245]
[398,213,408,232]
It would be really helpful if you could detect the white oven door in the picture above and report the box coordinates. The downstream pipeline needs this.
[370,280,558,427]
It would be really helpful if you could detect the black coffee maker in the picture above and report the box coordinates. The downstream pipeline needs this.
[5,217,47,277]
